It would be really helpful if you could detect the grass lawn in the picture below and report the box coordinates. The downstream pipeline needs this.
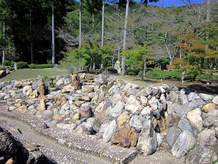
[0,68,69,82]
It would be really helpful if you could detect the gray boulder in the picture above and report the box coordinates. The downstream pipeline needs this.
[129,115,146,132]
[166,127,182,147]
[186,145,217,164]
[171,131,196,158]
[178,117,194,133]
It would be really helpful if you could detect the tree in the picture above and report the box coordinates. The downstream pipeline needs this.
[79,0,82,47]
[122,0,129,75]
[52,2,55,64]
[122,42,152,80]
[84,0,102,38]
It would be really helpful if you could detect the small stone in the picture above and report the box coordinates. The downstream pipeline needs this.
[29,90,39,99]
[37,99,46,112]
[140,96,148,106]
[56,79,64,86]
[178,117,194,133]
[43,110,53,118]
[14,81,24,88]
[202,103,216,113]
[187,108,203,132]
[72,113,80,123]
[141,106,152,116]
[79,106,92,118]
[71,74,81,90]
[167,114,179,128]
[137,134,158,155]
[199,93,214,101]
[129,115,146,132]
[106,101,124,118]
[166,127,182,147]
[212,96,218,105]
[198,129,217,148]
[38,82,45,95]
[117,112,130,127]
[56,123,76,130]
[61,102,70,111]
[52,114,62,121]
[16,105,28,113]
[103,120,117,143]
[81,96,91,102]
[82,118,95,135]
[148,97,159,111]
[75,100,85,107]
[55,94,67,106]
[62,85,75,93]
[171,131,196,158]
[23,86,33,96]
[188,92,200,101]
[169,91,179,103]
[82,86,94,93]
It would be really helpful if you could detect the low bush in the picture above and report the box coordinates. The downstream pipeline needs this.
[17,61,29,69]
[146,69,182,80]
[28,64,53,69]
[3,60,14,67]
[125,68,140,76]
[195,73,218,81]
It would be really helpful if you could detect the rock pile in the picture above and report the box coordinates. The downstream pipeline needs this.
[0,73,217,163]
[0,127,54,164]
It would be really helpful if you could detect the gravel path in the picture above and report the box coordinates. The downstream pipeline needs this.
[0,115,111,164]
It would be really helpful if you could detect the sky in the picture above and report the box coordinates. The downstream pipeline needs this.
[136,0,203,7]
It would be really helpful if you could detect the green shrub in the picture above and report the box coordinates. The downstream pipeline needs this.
[146,69,182,80]
[28,64,53,69]
[195,73,218,81]
[3,60,14,67]
[17,61,29,69]
[106,66,114,70]
[125,68,140,76]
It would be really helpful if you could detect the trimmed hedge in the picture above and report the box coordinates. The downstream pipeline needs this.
[17,61,29,69]
[28,64,53,69]
[146,69,182,80]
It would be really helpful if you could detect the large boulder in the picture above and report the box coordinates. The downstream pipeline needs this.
[166,127,182,147]
[187,108,203,132]
[171,131,196,158]
[112,124,138,147]
[186,145,217,164]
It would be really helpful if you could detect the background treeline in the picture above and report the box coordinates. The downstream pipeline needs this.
[0,0,218,81]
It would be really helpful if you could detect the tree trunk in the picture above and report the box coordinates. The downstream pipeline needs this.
[206,0,211,50]
[79,0,82,47]
[101,0,105,47]
[141,61,147,81]
[2,21,5,65]
[30,9,34,64]
[144,5,148,41]
[118,6,122,62]
[92,14,95,39]
[122,0,129,75]
[52,3,55,64]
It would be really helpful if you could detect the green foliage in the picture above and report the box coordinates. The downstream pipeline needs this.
[28,64,53,69]
[195,73,218,81]
[125,68,140,76]
[156,58,170,69]
[146,69,182,80]
[16,61,29,69]
[106,66,114,70]
[60,48,86,74]
[3,60,14,67]
[42,76,55,82]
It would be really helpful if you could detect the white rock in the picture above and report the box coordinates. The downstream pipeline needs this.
[199,93,214,101]
[102,120,117,143]
[106,101,124,118]
[141,106,152,116]
[187,108,203,132]
[188,92,200,102]
[23,85,33,96]
[212,96,218,105]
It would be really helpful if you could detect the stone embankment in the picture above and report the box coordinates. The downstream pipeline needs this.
[0,74,217,164]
